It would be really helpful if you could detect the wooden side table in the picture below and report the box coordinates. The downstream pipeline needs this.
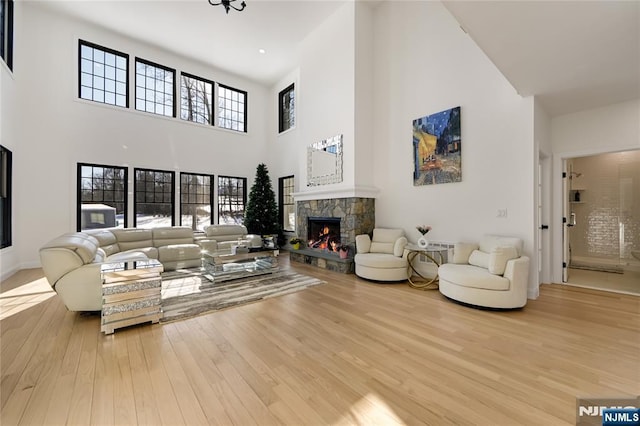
[101,259,164,334]
[405,244,447,290]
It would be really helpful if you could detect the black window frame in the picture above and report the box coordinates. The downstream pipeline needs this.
[217,175,247,225]
[180,172,214,231]
[0,145,12,249]
[217,84,247,133]
[135,57,176,118]
[0,0,13,71]
[180,72,214,126]
[278,83,295,133]
[77,163,129,231]
[134,167,176,228]
[78,39,130,108]
[278,175,295,232]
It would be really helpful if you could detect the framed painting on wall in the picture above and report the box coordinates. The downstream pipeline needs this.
[413,106,461,186]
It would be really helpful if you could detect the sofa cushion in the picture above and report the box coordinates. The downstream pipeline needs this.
[84,229,120,256]
[468,250,489,269]
[480,235,523,257]
[452,243,479,264]
[438,263,510,291]
[158,244,201,263]
[204,224,248,241]
[370,241,394,254]
[152,226,194,247]
[105,250,150,262]
[108,247,158,261]
[111,229,153,251]
[370,229,404,254]
[354,253,407,269]
[488,246,520,275]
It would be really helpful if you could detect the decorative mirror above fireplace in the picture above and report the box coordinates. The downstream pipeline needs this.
[307,134,343,186]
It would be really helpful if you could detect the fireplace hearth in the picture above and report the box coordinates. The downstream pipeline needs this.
[307,217,341,251]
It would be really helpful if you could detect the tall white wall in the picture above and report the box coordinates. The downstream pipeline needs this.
[296,2,356,192]
[353,2,375,191]
[372,1,537,296]
[14,3,269,268]
[549,98,640,282]
[0,1,21,279]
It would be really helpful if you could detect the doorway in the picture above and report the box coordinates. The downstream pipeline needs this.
[562,149,640,295]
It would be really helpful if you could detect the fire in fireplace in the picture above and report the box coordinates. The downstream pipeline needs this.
[307,217,341,251]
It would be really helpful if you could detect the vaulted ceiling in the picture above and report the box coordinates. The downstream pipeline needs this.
[39,0,639,117]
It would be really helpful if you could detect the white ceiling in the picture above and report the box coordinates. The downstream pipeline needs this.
[443,0,640,116]
[38,0,348,85]
[38,0,639,116]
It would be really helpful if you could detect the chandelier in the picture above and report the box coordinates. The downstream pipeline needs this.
[208,0,246,14]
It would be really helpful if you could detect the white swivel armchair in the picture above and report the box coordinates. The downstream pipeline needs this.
[354,228,408,281]
[438,235,530,309]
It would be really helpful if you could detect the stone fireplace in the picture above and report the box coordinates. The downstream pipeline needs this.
[290,197,375,273]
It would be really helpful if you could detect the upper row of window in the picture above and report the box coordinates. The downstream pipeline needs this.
[78,40,247,133]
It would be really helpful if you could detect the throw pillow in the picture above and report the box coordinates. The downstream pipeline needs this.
[488,246,520,275]
[468,250,489,269]
[452,243,479,264]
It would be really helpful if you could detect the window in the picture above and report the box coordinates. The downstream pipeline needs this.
[1,0,13,71]
[279,175,295,232]
[218,84,247,132]
[135,58,175,117]
[0,145,12,248]
[180,172,213,231]
[180,73,213,125]
[77,163,128,231]
[79,40,128,108]
[218,176,246,224]
[134,168,175,228]
[278,84,295,133]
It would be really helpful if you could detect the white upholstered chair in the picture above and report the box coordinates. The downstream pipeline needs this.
[354,228,408,281]
[438,235,530,309]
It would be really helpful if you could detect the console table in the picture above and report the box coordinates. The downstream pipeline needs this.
[405,244,448,290]
[101,259,163,334]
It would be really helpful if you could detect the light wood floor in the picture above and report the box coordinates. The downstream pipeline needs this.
[1,253,639,425]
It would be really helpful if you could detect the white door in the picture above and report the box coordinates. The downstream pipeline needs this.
[562,161,570,282]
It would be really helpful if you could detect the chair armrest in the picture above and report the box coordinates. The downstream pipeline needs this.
[393,237,408,257]
[355,234,371,254]
[504,256,530,289]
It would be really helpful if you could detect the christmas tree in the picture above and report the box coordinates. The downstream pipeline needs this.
[244,163,281,238]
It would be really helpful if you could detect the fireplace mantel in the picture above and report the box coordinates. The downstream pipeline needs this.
[292,185,379,202]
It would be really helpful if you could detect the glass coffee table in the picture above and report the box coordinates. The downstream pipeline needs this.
[201,248,279,282]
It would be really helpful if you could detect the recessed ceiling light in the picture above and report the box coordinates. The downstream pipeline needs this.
[258,48,266,54]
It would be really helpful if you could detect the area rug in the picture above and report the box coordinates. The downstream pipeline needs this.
[160,269,326,323]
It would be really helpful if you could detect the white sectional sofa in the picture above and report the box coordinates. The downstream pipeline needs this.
[39,226,202,311]
[438,235,530,309]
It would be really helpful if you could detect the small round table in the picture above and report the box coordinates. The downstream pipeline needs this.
[405,243,448,290]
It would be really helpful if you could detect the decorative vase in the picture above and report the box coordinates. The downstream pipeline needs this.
[418,235,429,249]
[339,249,348,259]
[292,243,300,250]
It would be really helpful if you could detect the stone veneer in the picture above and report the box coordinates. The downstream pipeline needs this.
[296,197,375,247]
[291,197,375,273]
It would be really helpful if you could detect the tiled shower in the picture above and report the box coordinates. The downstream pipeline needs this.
[567,150,640,271]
